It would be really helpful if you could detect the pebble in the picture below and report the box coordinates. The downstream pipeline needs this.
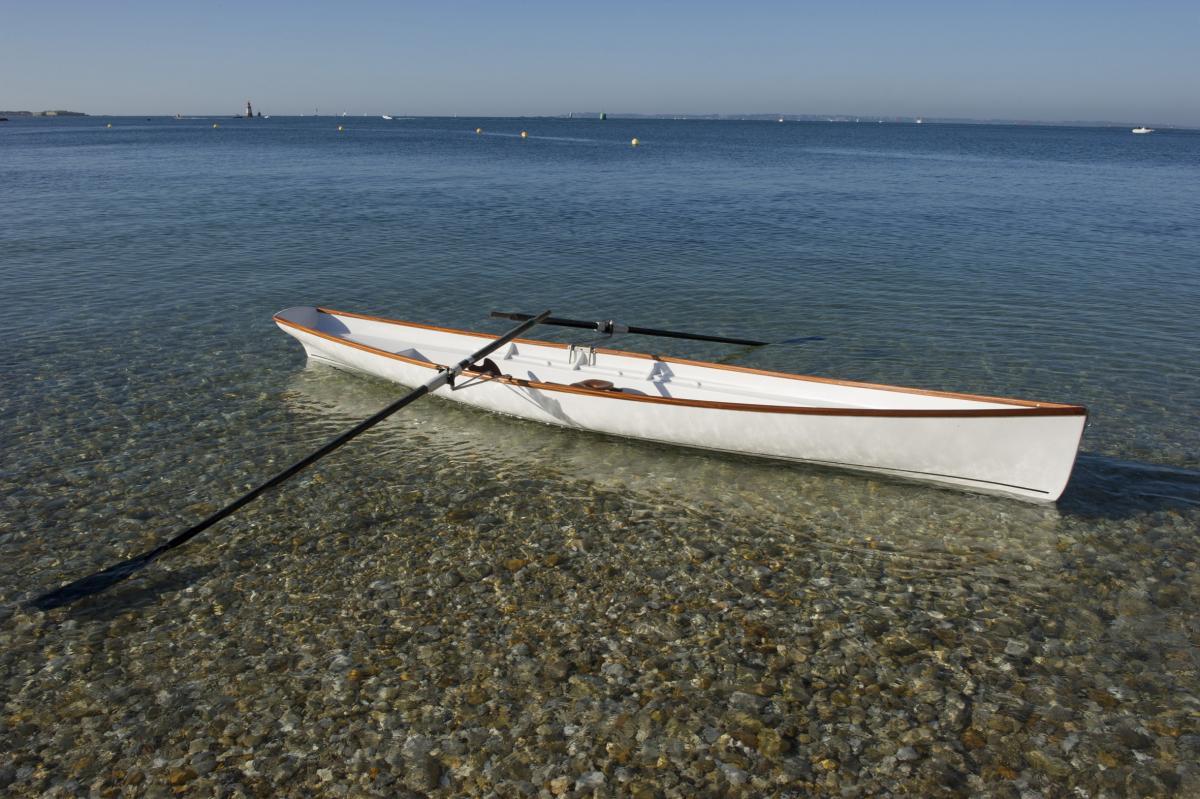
[166,767,197,785]
[190,752,216,775]
[1115,723,1154,750]
[576,770,606,789]
[1004,639,1031,657]
[406,755,442,791]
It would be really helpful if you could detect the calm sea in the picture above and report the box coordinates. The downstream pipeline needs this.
[2,115,1199,794]
[5,117,1198,488]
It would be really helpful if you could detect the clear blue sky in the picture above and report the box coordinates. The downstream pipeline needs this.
[3,0,1197,125]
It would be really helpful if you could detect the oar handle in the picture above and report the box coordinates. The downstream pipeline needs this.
[491,311,768,347]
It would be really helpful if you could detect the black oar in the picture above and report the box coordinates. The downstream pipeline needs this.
[491,311,770,347]
[30,310,552,611]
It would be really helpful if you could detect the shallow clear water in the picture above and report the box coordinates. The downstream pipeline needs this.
[2,116,1199,796]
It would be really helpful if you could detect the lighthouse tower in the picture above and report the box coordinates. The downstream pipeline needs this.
[246,101,253,119]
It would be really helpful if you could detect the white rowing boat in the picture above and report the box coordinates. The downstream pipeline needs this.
[274,307,1087,501]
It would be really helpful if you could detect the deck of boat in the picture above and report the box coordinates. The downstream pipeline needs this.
[282,306,1082,417]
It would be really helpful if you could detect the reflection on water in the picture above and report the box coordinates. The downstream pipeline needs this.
[284,363,1071,555]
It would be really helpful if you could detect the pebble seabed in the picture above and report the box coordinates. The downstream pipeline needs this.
[3,404,1199,798]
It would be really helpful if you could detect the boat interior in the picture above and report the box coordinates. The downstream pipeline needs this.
[278,306,1062,413]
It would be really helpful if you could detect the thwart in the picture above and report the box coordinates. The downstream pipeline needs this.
[275,306,1087,502]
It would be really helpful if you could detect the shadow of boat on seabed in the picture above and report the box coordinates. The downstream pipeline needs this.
[1059,454,1200,520]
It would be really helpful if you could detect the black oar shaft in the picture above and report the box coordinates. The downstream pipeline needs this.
[31,310,551,611]
[491,311,768,347]
[144,383,436,562]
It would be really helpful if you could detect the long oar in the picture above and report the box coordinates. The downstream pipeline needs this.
[30,310,551,611]
[491,310,773,347]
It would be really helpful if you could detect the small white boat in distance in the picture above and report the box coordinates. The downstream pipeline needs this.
[382,115,393,120]
[274,307,1088,501]
[1132,126,1153,134]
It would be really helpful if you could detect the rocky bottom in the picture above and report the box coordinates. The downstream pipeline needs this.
[2,442,1199,798]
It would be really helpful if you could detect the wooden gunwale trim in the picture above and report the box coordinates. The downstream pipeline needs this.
[278,311,1087,419]
[495,376,1083,418]
[315,306,1083,410]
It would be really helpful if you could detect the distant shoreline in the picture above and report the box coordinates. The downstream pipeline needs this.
[0,110,87,117]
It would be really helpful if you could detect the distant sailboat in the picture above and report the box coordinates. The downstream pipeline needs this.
[1132,126,1153,134]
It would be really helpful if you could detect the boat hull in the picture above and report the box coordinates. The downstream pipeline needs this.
[275,307,1086,501]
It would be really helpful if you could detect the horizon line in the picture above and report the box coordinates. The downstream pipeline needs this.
[5,111,1194,130]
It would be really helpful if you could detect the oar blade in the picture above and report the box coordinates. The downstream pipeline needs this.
[29,552,156,611]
